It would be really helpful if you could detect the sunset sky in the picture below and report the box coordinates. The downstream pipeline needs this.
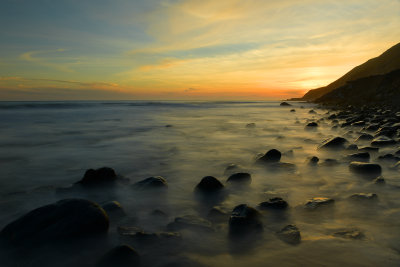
[0,0,399,100]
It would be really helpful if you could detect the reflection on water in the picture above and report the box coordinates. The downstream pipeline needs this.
[0,101,399,266]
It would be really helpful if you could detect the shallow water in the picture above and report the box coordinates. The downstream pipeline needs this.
[0,101,399,266]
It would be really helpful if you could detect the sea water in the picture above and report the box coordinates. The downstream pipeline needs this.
[0,101,399,266]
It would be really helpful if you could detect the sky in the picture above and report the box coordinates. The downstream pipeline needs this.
[0,0,399,100]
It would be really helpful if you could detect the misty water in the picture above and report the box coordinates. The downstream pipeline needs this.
[1,101,399,266]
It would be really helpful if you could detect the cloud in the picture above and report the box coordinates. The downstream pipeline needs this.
[184,87,198,92]
[19,49,73,72]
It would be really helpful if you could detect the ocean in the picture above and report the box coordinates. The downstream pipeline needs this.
[1,101,399,266]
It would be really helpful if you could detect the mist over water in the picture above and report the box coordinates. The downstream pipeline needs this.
[0,101,399,266]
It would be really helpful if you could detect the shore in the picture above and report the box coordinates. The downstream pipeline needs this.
[1,101,400,267]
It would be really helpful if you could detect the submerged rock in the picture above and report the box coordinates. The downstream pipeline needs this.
[373,176,385,184]
[207,206,229,222]
[133,176,167,190]
[277,225,301,245]
[0,199,109,246]
[227,172,252,185]
[280,102,291,106]
[229,204,263,236]
[290,109,296,112]
[333,229,365,240]
[102,200,126,218]
[96,245,141,267]
[356,133,374,142]
[378,153,400,162]
[258,197,288,210]
[318,137,348,150]
[77,167,118,186]
[246,123,256,128]
[257,149,281,164]
[358,146,379,153]
[307,156,319,165]
[349,162,382,176]
[167,215,213,232]
[195,176,224,193]
[304,197,334,210]
[346,144,359,150]
[320,159,340,166]
[349,193,378,201]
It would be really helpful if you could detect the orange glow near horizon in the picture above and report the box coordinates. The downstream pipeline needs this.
[0,0,399,100]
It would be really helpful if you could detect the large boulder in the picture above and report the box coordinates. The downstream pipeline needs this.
[349,162,382,176]
[371,136,396,147]
[133,176,167,190]
[195,176,224,193]
[318,137,348,150]
[96,245,141,267]
[256,149,281,164]
[226,173,252,185]
[346,152,370,162]
[77,167,117,186]
[0,199,109,246]
[229,204,263,236]
[280,102,291,106]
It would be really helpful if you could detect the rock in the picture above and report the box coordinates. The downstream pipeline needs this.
[309,110,316,114]
[371,136,396,147]
[364,124,380,132]
[150,209,168,218]
[346,144,359,150]
[269,162,297,171]
[349,162,382,176]
[77,167,117,186]
[378,153,400,162]
[96,245,141,267]
[207,207,229,222]
[307,156,319,165]
[258,197,288,210]
[119,229,181,245]
[227,173,252,185]
[229,204,263,236]
[304,197,334,210]
[165,124,173,128]
[257,149,281,163]
[356,133,374,142]
[277,225,301,245]
[224,163,243,175]
[347,152,370,162]
[358,146,379,153]
[102,201,126,218]
[349,193,378,201]
[333,229,365,240]
[246,123,256,128]
[306,122,318,127]
[133,176,167,190]
[0,199,109,246]
[280,102,291,106]
[167,215,213,232]
[320,159,339,166]
[195,176,224,193]
[318,137,348,150]
[395,149,400,156]
[373,176,385,184]
[351,121,366,127]
[290,109,296,112]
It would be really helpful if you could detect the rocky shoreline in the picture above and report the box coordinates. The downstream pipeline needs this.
[1,102,400,267]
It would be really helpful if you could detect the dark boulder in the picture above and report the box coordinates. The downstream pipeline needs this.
[378,153,400,162]
[356,133,374,142]
[0,199,109,246]
[96,245,140,267]
[307,156,319,165]
[358,146,379,153]
[280,102,291,106]
[304,197,334,210]
[229,204,263,236]
[373,176,385,184]
[318,137,348,150]
[195,176,224,193]
[349,162,382,176]
[133,176,167,190]
[246,123,256,128]
[347,152,370,162]
[77,167,117,186]
[257,149,281,163]
[277,225,301,245]
[309,110,316,114]
[258,197,288,210]
[346,144,359,150]
[290,109,296,112]
[333,229,365,240]
[226,173,252,185]
[306,122,318,127]
[371,136,396,147]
